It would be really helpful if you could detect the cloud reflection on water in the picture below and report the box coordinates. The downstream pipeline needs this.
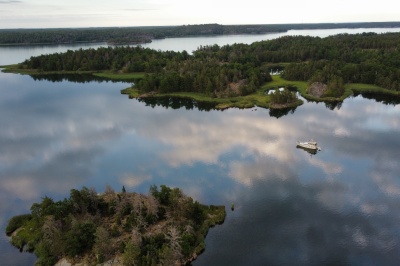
[195,178,400,265]
[1,73,400,264]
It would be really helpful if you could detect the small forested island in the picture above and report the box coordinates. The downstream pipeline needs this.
[2,31,400,110]
[6,185,226,266]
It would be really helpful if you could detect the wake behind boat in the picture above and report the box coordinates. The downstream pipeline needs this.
[296,139,321,154]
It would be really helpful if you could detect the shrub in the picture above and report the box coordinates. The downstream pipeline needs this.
[6,214,32,236]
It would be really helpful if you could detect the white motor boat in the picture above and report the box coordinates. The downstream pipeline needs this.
[296,140,321,153]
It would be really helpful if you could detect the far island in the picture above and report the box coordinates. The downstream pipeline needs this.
[6,185,226,266]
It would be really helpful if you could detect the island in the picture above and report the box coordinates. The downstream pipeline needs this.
[2,31,400,110]
[6,185,226,266]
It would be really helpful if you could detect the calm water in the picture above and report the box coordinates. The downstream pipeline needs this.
[1,28,400,265]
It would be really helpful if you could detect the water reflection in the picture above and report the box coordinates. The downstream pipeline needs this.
[353,92,400,106]
[138,96,301,118]
[324,100,343,110]
[137,97,217,111]
[1,71,400,265]
[29,74,129,83]
[269,106,298,118]
[195,178,400,266]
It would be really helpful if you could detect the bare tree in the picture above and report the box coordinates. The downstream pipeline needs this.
[132,193,143,215]
[105,184,115,195]
[144,194,159,218]
[131,228,142,246]
[165,225,183,263]
[42,215,62,255]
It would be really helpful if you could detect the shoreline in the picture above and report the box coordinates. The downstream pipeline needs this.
[2,66,399,110]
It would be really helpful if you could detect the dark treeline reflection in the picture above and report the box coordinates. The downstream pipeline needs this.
[137,97,217,111]
[324,101,343,110]
[353,92,400,105]
[139,96,301,118]
[269,106,298,118]
[29,74,132,83]
[25,73,400,112]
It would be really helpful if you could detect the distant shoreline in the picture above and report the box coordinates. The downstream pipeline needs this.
[1,22,400,46]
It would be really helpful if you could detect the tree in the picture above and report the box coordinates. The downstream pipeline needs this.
[94,226,113,263]
[325,75,345,97]
[123,240,141,266]
[31,196,55,219]
[65,222,96,257]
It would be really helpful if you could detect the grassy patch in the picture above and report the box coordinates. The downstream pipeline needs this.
[1,65,144,82]
[1,64,41,74]
[126,90,272,110]
[121,87,141,98]
[93,72,144,81]
[262,75,308,92]
[10,218,41,252]
[1,65,94,75]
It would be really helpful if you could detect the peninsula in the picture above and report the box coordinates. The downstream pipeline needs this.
[6,185,226,266]
[2,31,400,110]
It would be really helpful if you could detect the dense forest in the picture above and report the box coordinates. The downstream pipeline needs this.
[1,22,400,45]
[6,185,225,266]
[14,32,400,98]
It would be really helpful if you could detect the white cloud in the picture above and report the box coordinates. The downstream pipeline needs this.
[309,158,343,176]
[120,173,152,188]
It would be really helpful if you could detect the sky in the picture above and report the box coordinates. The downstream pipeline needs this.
[0,0,399,29]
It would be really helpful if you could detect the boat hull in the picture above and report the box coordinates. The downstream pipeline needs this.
[296,145,318,154]
[296,141,320,154]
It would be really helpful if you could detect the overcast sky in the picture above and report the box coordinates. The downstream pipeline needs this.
[0,0,399,29]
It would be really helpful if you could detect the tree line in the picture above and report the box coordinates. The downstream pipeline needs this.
[17,32,400,96]
[278,33,400,91]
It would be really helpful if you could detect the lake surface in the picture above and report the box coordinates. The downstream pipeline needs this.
[1,28,400,265]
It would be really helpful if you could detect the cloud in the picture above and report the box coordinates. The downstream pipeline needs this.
[371,172,400,197]
[124,8,159,11]
[0,146,102,200]
[309,158,343,176]
[0,0,22,3]
[1,176,39,200]
[228,158,296,186]
[119,173,152,188]
[197,179,400,265]
[144,110,298,167]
